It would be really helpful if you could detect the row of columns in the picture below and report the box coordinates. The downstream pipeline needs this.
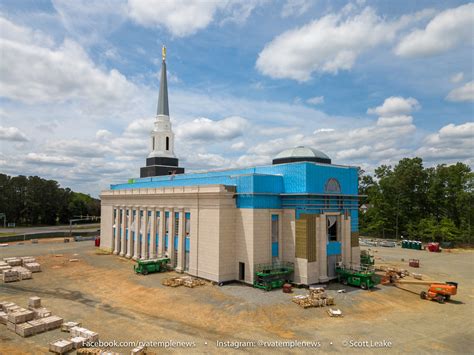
[112,207,187,270]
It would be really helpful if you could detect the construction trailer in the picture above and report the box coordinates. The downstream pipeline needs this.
[253,262,294,291]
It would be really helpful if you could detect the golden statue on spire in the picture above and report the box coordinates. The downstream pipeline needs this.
[162,45,166,61]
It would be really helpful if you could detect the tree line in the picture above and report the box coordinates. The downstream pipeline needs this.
[0,174,100,226]
[359,158,473,244]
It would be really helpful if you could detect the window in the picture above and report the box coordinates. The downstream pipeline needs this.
[324,196,330,209]
[166,136,169,150]
[152,137,155,150]
[174,212,179,236]
[338,196,343,209]
[271,214,279,261]
[185,212,190,236]
[327,216,337,242]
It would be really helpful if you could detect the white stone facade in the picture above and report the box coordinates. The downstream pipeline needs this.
[100,184,360,285]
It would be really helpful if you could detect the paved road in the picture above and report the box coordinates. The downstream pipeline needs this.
[0,223,100,235]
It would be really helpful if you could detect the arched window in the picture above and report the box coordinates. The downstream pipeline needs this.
[325,178,341,193]
[152,137,155,150]
[166,137,169,151]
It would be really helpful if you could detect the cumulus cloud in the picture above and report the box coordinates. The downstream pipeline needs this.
[367,96,420,116]
[127,0,263,37]
[45,140,112,158]
[176,116,248,141]
[395,3,474,57]
[446,81,474,103]
[0,16,136,106]
[306,96,324,105]
[25,153,76,166]
[0,126,29,142]
[416,122,474,161]
[256,7,432,81]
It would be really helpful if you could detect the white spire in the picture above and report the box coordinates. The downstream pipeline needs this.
[148,46,176,159]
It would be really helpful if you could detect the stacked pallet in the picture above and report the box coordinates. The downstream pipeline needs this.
[162,276,206,288]
[49,339,74,354]
[61,321,81,332]
[0,261,12,274]
[28,297,52,318]
[41,315,63,331]
[28,319,46,333]
[0,311,7,324]
[292,289,335,309]
[11,266,32,280]
[28,297,41,308]
[70,336,87,349]
[2,270,19,282]
[183,277,206,288]
[15,322,36,337]
[7,309,35,323]
[70,326,99,342]
[4,258,21,266]
[20,257,36,265]
[30,307,52,318]
[24,263,41,272]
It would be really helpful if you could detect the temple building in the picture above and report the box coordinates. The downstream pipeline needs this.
[100,48,361,285]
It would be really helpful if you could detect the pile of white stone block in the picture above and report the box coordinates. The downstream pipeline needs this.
[2,270,19,282]
[49,339,74,354]
[11,266,32,280]
[0,297,63,338]
[0,261,12,274]
[1,257,41,282]
[70,326,99,342]
[4,257,22,266]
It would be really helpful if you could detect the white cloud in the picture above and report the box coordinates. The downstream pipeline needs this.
[25,153,76,166]
[127,0,263,37]
[45,140,112,158]
[367,96,420,116]
[0,126,29,142]
[96,129,113,140]
[314,128,334,133]
[446,81,474,103]
[281,0,312,18]
[395,3,474,57]
[416,122,474,162]
[176,116,248,141]
[0,16,136,107]
[231,141,246,151]
[306,96,324,105]
[256,7,433,81]
[450,72,464,84]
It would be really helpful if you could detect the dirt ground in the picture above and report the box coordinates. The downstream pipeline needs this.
[0,241,473,354]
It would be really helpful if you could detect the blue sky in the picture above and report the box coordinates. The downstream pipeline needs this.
[0,0,472,197]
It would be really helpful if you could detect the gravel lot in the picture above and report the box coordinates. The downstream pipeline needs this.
[0,240,472,354]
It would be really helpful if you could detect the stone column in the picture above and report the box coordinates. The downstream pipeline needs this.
[318,214,328,282]
[169,208,175,266]
[150,208,157,259]
[176,210,185,272]
[119,208,126,256]
[133,208,140,260]
[113,207,119,255]
[126,208,133,258]
[158,209,165,256]
[141,208,149,259]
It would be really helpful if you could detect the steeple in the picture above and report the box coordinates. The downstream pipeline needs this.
[157,45,169,116]
[140,46,185,178]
